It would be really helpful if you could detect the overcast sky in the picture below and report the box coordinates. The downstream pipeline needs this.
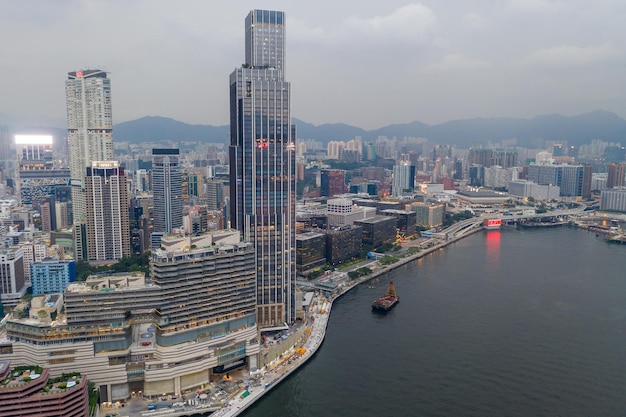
[1,0,625,130]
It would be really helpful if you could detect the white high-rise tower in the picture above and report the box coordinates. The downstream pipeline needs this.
[66,69,113,259]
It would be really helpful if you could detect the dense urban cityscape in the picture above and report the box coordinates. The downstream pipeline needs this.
[1,6,626,417]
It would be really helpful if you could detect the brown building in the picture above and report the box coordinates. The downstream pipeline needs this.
[607,162,626,189]
[381,209,417,236]
[0,363,89,417]
[326,225,362,265]
[296,232,327,272]
[354,216,397,248]
[320,169,346,197]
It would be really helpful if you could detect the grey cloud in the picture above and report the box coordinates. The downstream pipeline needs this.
[1,0,625,130]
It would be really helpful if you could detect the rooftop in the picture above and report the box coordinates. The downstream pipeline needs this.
[65,271,148,294]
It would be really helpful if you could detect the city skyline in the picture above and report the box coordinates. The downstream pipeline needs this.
[1,1,625,130]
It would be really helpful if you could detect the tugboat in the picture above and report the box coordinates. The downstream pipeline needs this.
[372,281,399,312]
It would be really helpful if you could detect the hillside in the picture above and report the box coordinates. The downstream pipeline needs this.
[113,110,626,148]
[7,110,626,148]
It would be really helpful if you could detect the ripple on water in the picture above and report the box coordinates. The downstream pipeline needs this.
[244,228,626,417]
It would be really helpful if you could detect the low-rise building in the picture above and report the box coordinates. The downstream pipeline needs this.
[508,180,560,201]
[601,188,626,212]
[325,225,362,265]
[30,258,76,295]
[354,216,397,248]
[296,232,327,273]
[0,363,89,417]
[409,202,446,228]
[380,209,417,235]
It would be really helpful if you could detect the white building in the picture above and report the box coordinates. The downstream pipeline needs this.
[508,180,560,200]
[18,240,48,285]
[0,247,27,307]
[484,166,521,189]
[326,198,377,226]
[392,162,415,197]
[601,188,626,212]
[327,141,345,159]
[592,173,608,191]
[66,69,114,260]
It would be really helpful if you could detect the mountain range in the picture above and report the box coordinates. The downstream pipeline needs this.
[7,110,626,148]
[113,110,626,148]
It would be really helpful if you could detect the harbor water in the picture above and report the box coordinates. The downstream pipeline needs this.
[243,227,626,417]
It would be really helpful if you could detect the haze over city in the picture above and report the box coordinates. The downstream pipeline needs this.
[1,0,625,130]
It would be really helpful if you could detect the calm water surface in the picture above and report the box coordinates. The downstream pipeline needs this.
[244,227,626,417]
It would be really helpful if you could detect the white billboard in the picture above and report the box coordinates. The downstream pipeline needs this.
[14,134,53,145]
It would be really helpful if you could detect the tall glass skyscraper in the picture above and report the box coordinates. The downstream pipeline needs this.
[66,69,113,259]
[151,148,183,235]
[229,10,296,327]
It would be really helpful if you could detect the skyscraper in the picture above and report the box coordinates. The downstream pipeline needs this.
[607,162,626,189]
[392,161,416,197]
[66,70,113,259]
[230,9,296,326]
[151,148,183,235]
[85,161,130,262]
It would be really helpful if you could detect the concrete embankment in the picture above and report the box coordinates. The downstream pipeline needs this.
[337,225,484,296]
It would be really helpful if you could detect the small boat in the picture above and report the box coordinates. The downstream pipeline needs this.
[372,281,399,312]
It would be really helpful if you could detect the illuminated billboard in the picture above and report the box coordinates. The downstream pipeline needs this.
[484,218,502,228]
[14,134,53,145]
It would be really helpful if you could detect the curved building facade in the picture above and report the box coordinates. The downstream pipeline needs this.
[0,230,259,402]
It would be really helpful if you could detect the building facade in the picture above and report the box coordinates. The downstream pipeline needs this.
[1,231,259,403]
[600,188,626,212]
[354,216,397,248]
[0,248,26,307]
[85,161,130,262]
[229,9,296,326]
[381,209,417,235]
[152,148,183,235]
[30,258,76,295]
[18,240,47,285]
[409,202,445,228]
[527,164,590,199]
[508,180,560,201]
[320,169,345,197]
[0,364,89,417]
[606,163,626,189]
[325,225,362,265]
[205,178,224,211]
[66,69,113,260]
[295,232,326,273]
[392,162,415,197]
